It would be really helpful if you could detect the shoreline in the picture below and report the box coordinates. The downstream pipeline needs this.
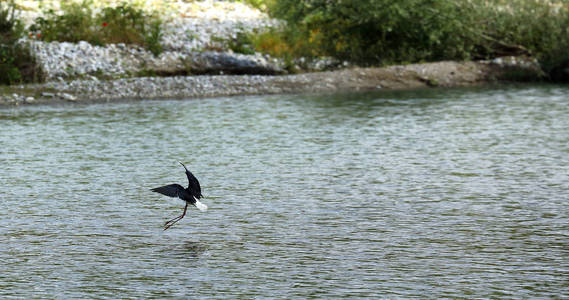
[0,58,545,107]
[2,1,556,107]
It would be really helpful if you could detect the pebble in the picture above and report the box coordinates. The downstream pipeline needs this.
[58,93,77,101]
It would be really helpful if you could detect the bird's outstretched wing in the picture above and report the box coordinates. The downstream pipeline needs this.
[179,162,202,198]
[151,184,186,198]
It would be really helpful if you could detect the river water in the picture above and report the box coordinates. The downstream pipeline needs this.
[1,85,568,298]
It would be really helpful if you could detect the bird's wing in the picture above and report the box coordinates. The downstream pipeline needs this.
[180,162,202,197]
[185,171,202,197]
[150,184,186,198]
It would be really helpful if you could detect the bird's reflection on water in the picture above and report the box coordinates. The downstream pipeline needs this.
[162,241,208,258]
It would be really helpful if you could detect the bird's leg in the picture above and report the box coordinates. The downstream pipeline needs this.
[164,203,188,230]
[164,215,182,227]
[164,213,184,230]
[164,207,187,229]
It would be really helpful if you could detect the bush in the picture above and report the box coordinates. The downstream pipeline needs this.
[476,0,569,75]
[0,0,22,42]
[1,0,41,85]
[30,0,163,55]
[31,1,97,44]
[262,0,569,77]
[99,2,163,55]
[1,0,23,84]
[247,27,322,69]
[235,0,268,10]
[266,0,479,65]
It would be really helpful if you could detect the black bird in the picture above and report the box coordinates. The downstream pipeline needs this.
[151,162,208,230]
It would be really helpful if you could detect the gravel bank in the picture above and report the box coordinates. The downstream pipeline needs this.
[0,58,544,106]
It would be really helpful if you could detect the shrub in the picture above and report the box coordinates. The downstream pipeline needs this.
[1,0,23,84]
[266,0,479,65]
[0,0,22,42]
[30,0,163,55]
[31,1,97,44]
[227,30,256,55]
[249,27,323,65]
[1,0,41,85]
[262,0,569,77]
[236,0,268,10]
[98,2,163,55]
[475,0,569,75]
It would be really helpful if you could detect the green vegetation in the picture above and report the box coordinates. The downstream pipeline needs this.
[30,0,163,55]
[0,0,41,85]
[225,28,303,72]
[476,0,569,76]
[265,0,476,64]
[237,0,568,79]
[2,0,568,85]
[226,30,256,55]
[236,0,267,10]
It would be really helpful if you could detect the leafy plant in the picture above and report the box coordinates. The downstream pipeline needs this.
[31,1,97,44]
[260,0,569,79]
[144,20,163,56]
[475,0,569,75]
[265,0,482,65]
[227,30,256,55]
[0,0,22,42]
[235,0,268,10]
[1,0,41,85]
[30,1,164,55]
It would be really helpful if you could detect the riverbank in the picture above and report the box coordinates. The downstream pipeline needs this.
[0,57,545,106]
[0,0,549,107]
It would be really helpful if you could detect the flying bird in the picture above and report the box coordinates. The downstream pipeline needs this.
[151,162,207,230]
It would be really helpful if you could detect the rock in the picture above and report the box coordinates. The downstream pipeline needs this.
[58,93,77,101]
[295,57,343,72]
[183,51,285,75]
[78,41,91,51]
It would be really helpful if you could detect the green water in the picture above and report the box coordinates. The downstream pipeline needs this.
[1,85,568,298]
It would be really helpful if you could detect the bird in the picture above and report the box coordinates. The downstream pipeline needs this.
[151,162,208,230]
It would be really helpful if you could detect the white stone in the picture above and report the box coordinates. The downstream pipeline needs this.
[59,93,77,101]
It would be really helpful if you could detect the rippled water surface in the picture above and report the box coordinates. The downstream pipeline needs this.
[1,85,568,298]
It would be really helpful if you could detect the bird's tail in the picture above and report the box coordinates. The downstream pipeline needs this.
[194,196,208,211]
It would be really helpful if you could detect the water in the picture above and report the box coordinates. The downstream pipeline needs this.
[1,85,568,298]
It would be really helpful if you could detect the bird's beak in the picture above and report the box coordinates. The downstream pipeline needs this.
[179,161,187,169]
